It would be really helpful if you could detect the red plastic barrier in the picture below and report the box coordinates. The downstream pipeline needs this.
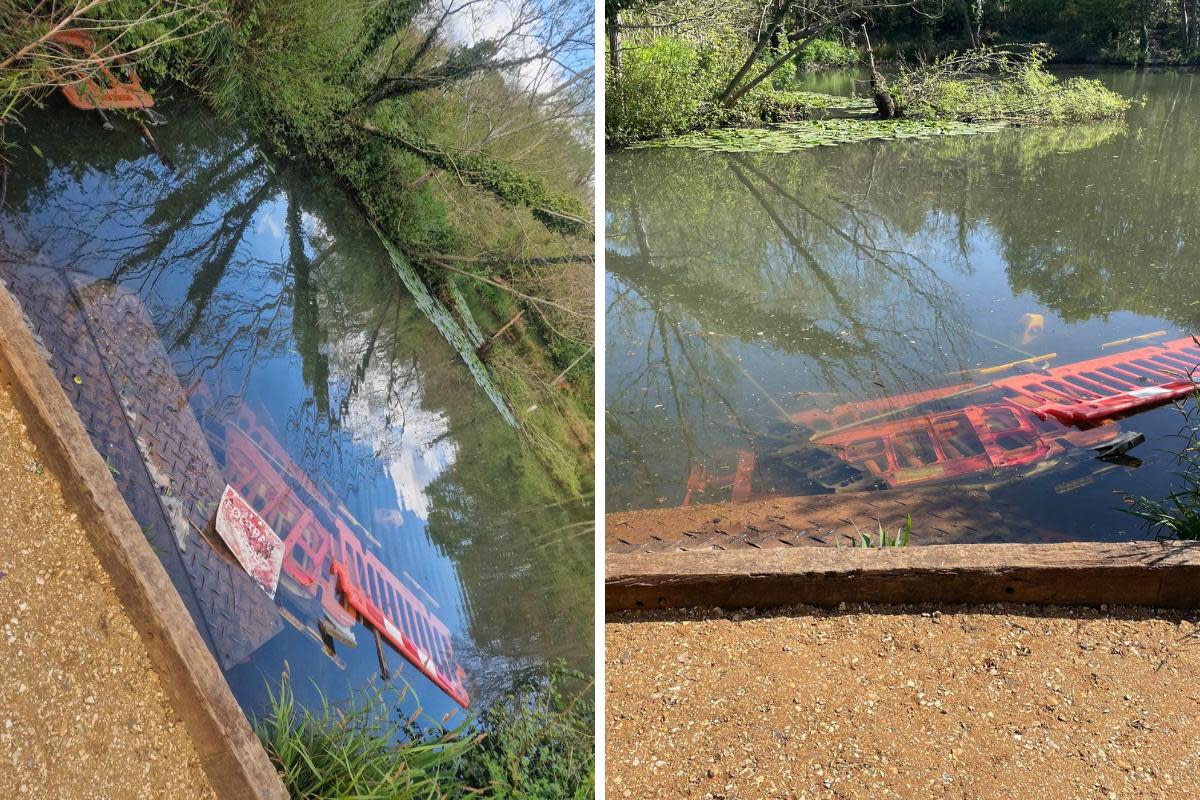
[49,31,156,111]
[331,535,470,708]
[217,406,470,708]
[816,403,1117,488]
[1032,380,1196,426]
[994,337,1200,423]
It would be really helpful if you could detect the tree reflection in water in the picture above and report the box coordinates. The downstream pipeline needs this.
[607,70,1200,519]
[1,97,592,712]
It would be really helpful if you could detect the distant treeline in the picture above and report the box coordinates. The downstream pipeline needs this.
[606,0,1137,144]
[873,0,1200,65]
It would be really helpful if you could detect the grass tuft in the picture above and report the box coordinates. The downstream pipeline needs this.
[1121,388,1200,541]
[257,675,474,799]
[257,663,594,799]
[848,515,912,548]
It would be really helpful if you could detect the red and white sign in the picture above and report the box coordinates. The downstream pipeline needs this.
[214,484,284,599]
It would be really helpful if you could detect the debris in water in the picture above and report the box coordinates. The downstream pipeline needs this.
[214,485,284,599]
[1091,431,1146,464]
[685,337,1200,503]
[48,30,156,113]
[1018,312,1045,345]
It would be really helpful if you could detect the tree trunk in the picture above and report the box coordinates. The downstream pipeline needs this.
[961,0,979,48]
[1138,21,1149,67]
[720,18,838,107]
[718,4,787,107]
[862,24,896,119]
[608,11,621,73]
[1189,0,1199,56]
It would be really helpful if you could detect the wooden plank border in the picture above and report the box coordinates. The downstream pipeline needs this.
[607,541,1200,612]
[0,283,287,799]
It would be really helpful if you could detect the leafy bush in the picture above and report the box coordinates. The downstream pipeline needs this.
[606,36,707,143]
[456,665,595,798]
[794,37,860,69]
[257,664,594,799]
[892,46,1131,123]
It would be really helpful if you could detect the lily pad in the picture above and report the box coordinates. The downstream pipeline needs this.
[633,118,1008,154]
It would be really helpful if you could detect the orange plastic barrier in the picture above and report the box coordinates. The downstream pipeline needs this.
[49,30,156,111]
[215,401,470,708]
[994,337,1200,424]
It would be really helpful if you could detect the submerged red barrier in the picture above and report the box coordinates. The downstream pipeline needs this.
[684,336,1200,503]
[815,403,1117,488]
[214,398,470,708]
[330,542,470,709]
[993,337,1200,424]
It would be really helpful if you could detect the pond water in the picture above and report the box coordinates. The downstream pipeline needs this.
[606,69,1200,542]
[1,96,591,723]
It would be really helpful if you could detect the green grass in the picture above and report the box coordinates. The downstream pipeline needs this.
[257,664,594,799]
[848,515,912,548]
[257,677,475,799]
[1121,390,1200,540]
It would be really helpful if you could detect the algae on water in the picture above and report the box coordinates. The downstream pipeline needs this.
[637,118,1007,154]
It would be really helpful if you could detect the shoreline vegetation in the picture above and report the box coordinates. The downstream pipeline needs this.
[1,1,595,795]
[1,0,595,500]
[259,663,594,799]
[606,1,1143,149]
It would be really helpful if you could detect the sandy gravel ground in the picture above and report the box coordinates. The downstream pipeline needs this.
[608,603,1200,800]
[0,382,215,798]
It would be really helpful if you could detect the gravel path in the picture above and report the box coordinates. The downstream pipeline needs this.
[608,603,1200,799]
[0,382,216,798]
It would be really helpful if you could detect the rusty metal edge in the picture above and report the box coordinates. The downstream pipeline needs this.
[606,540,1200,613]
[0,282,287,799]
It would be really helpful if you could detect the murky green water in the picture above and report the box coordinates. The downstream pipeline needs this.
[1,96,591,721]
[606,69,1200,541]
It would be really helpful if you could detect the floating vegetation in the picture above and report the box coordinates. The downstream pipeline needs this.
[635,118,1007,153]
[778,90,873,111]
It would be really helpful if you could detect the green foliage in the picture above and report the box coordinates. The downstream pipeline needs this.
[456,665,595,798]
[256,676,475,799]
[606,33,869,141]
[606,36,706,143]
[850,516,912,548]
[636,117,1006,153]
[869,0,1193,64]
[1122,389,1200,540]
[257,666,594,799]
[194,0,588,244]
[370,109,589,236]
[892,47,1132,123]
[794,36,860,69]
